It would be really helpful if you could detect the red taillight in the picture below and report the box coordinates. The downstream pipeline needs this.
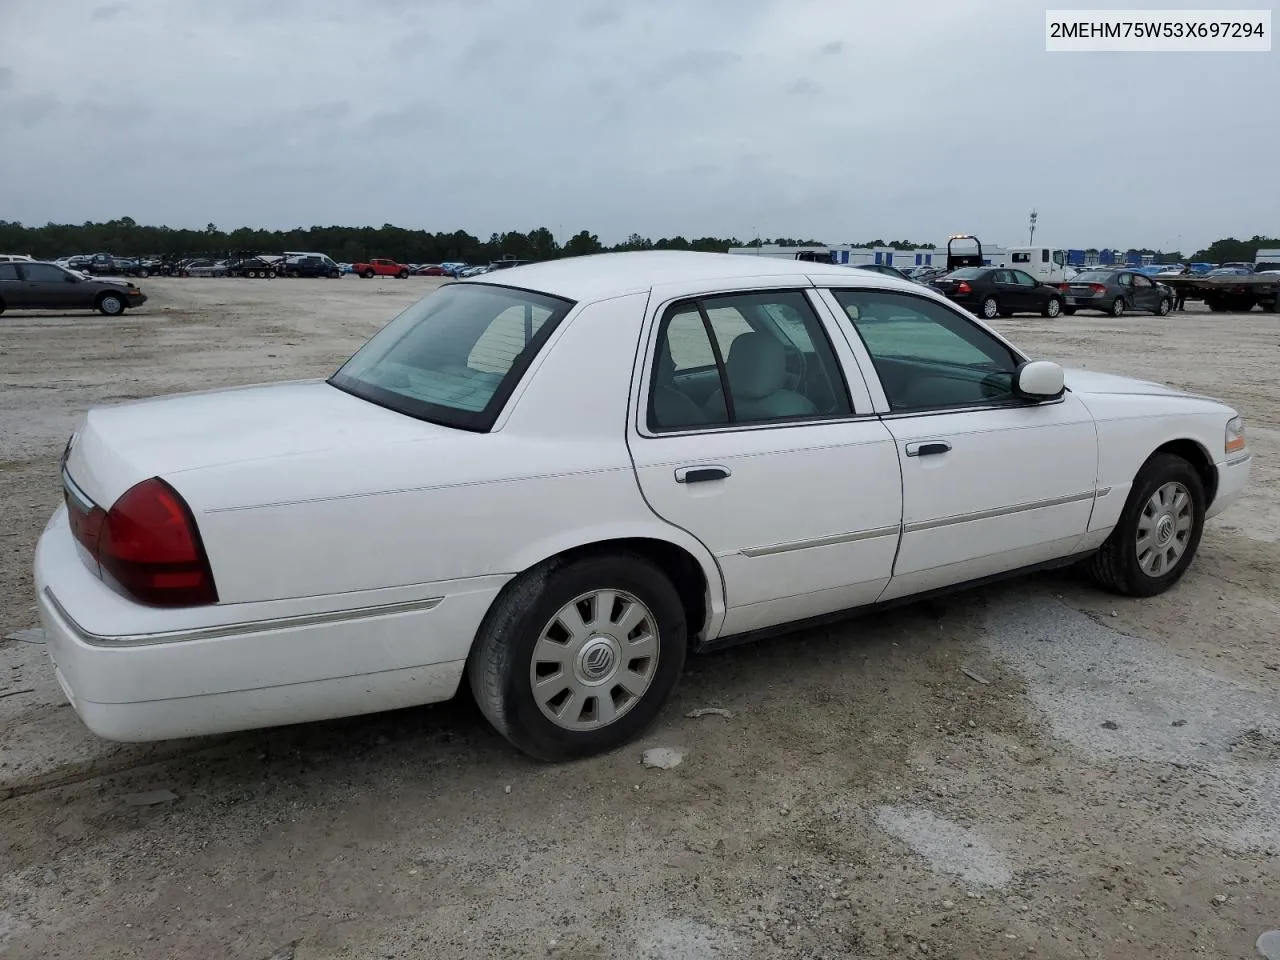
[1090,283,1106,295]
[1058,283,1070,292]
[80,478,218,607]
[956,281,972,294]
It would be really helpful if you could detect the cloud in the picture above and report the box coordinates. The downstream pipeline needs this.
[578,5,623,29]
[0,0,1273,252]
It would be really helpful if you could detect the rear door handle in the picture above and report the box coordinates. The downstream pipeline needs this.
[905,440,951,457]
[675,465,731,483]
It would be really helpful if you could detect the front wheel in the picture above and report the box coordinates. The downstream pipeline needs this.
[361,270,374,278]
[136,268,150,279]
[97,293,125,316]
[1156,297,1171,316]
[468,552,687,761]
[1043,296,1063,318]
[1086,453,1205,597]
[1110,297,1125,317]
[980,296,999,320]
[398,269,409,279]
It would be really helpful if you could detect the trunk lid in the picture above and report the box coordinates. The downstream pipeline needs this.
[64,379,452,507]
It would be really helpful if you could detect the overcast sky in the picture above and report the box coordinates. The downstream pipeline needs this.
[1,0,1274,252]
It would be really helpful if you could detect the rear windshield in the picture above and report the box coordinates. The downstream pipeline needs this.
[1072,271,1115,282]
[329,283,575,431]
[943,267,985,279]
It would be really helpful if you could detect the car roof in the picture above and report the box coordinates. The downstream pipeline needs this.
[454,250,922,301]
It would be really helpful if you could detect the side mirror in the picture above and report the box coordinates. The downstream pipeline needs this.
[1013,360,1065,401]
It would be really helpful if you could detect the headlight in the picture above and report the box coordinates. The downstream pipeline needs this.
[1225,415,1246,455]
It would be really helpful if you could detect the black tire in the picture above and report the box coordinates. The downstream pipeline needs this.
[97,292,125,316]
[1156,297,1171,316]
[361,269,374,279]
[1086,452,1206,598]
[267,269,277,279]
[1043,296,1063,318]
[468,552,688,761]
[979,296,999,320]
[1110,297,1125,317]
[398,269,409,279]
[136,268,150,279]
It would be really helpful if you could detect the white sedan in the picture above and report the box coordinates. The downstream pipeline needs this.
[35,252,1252,759]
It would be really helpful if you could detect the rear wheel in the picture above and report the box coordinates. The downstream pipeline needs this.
[97,293,125,316]
[136,268,150,279]
[980,296,999,320]
[1043,296,1063,318]
[468,552,687,760]
[398,269,409,279]
[1110,297,1125,317]
[1086,453,1205,597]
[361,269,374,278]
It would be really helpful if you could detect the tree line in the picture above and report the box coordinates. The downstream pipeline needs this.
[0,219,1273,266]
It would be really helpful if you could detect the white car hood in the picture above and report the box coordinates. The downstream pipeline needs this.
[1063,367,1195,398]
[64,379,454,507]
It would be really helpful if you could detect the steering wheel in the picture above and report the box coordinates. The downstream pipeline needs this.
[979,372,1012,400]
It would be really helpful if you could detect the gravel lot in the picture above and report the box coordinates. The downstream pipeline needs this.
[2,277,1277,960]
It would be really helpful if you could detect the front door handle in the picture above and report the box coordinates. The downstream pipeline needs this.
[905,440,951,457]
[675,465,731,483]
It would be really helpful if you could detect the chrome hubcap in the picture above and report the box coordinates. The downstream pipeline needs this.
[530,589,659,731]
[1136,481,1193,577]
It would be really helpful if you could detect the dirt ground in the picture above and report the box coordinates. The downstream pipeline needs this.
[1,277,1277,960]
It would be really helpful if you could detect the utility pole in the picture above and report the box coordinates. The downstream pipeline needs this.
[1029,209,1038,245]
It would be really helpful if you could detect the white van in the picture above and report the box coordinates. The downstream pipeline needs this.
[1000,246,1074,284]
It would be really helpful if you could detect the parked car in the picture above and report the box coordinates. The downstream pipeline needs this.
[0,253,35,263]
[1205,266,1254,278]
[459,265,491,277]
[353,258,410,279]
[931,267,1066,318]
[280,254,341,278]
[413,264,450,276]
[181,259,231,278]
[488,259,532,272]
[0,260,146,315]
[1058,269,1174,317]
[86,254,151,278]
[854,263,915,283]
[37,251,1250,759]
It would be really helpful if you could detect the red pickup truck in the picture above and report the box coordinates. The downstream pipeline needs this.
[353,258,410,279]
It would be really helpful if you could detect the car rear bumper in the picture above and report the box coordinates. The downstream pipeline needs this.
[1064,295,1111,310]
[34,506,501,741]
[1207,452,1252,520]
